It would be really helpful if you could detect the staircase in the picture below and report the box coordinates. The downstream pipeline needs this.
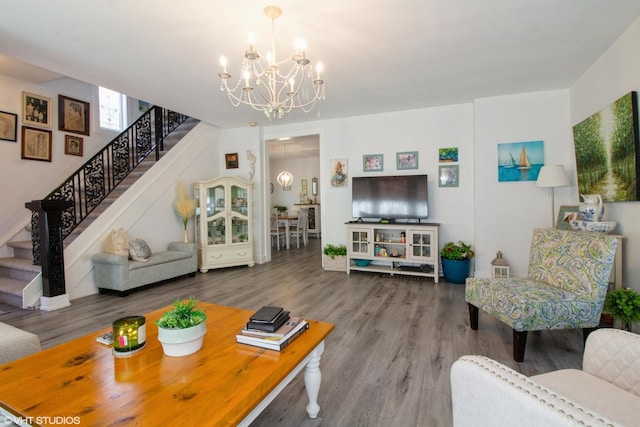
[0,116,200,309]
[0,241,39,308]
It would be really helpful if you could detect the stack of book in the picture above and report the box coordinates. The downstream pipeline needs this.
[236,306,309,351]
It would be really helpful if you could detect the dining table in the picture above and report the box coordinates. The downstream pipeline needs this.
[278,215,298,250]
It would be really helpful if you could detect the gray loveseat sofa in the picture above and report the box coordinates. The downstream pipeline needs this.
[92,242,197,296]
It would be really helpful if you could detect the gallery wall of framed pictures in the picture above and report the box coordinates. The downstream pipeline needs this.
[1,90,91,162]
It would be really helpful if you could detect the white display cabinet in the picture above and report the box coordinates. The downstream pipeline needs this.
[194,177,254,272]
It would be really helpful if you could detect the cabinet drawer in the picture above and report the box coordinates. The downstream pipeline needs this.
[202,245,252,264]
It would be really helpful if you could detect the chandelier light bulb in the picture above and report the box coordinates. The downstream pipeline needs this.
[217,5,325,119]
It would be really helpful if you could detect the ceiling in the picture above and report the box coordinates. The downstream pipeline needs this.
[2,1,640,131]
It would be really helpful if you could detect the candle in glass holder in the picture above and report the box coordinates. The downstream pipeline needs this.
[112,316,146,354]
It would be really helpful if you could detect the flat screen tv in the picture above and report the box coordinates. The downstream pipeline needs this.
[352,175,428,220]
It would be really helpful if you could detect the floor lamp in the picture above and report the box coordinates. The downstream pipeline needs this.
[536,165,570,226]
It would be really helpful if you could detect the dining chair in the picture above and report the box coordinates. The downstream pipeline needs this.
[289,209,309,248]
[270,209,286,250]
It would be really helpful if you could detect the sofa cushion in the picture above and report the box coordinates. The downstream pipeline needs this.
[0,322,41,365]
[104,228,129,256]
[128,250,192,271]
[533,368,640,427]
[129,238,152,262]
[465,277,604,331]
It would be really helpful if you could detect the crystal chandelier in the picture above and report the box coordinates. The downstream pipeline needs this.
[218,5,325,119]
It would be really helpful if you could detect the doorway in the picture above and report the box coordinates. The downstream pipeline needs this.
[265,134,320,258]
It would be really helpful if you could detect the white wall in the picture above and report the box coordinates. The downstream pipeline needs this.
[570,16,640,292]
[263,103,476,253]
[474,90,573,277]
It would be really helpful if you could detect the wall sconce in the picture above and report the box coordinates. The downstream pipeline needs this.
[491,251,510,278]
[311,177,318,196]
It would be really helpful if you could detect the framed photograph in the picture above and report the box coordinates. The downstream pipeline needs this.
[138,101,150,112]
[363,154,383,172]
[330,158,348,187]
[301,179,308,188]
[58,95,90,135]
[556,205,580,230]
[0,110,18,142]
[21,126,52,162]
[439,147,458,162]
[301,188,308,196]
[396,151,418,170]
[65,135,84,156]
[225,152,239,169]
[22,92,52,128]
[439,165,459,187]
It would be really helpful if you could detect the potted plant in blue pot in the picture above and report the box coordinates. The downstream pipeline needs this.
[440,241,474,284]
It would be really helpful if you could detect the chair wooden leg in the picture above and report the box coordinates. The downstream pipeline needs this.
[513,330,528,362]
[468,303,479,330]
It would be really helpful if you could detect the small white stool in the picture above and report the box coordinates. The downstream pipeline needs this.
[0,322,41,365]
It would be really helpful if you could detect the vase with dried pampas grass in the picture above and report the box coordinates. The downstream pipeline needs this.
[174,182,197,243]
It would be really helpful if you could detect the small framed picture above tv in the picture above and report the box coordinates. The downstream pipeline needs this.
[363,154,383,172]
[439,165,459,187]
[397,151,418,170]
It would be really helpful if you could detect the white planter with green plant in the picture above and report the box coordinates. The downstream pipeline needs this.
[156,297,207,357]
[323,244,347,271]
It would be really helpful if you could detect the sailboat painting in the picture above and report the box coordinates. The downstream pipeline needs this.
[498,140,544,182]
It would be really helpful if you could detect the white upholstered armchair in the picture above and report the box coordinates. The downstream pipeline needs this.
[451,328,640,427]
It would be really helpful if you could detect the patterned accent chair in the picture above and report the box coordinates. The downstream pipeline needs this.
[465,228,618,362]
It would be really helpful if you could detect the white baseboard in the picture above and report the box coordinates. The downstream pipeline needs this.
[40,294,71,311]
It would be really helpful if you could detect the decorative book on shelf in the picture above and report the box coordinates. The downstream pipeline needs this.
[236,319,309,351]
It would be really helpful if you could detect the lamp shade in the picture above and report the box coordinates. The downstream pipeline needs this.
[536,165,569,188]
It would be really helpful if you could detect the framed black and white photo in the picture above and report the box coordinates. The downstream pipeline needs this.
[22,92,52,128]
[65,135,84,156]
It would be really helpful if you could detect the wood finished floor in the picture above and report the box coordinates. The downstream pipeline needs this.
[0,238,585,426]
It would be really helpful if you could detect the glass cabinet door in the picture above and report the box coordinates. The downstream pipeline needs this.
[230,184,249,244]
[350,229,370,256]
[206,184,226,246]
[410,231,433,259]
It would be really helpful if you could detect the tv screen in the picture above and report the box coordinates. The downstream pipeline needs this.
[352,175,428,220]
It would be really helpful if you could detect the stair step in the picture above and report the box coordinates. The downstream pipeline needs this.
[0,276,27,307]
[0,257,40,282]
[7,241,33,261]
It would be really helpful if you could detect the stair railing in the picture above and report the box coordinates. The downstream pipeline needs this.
[27,106,189,267]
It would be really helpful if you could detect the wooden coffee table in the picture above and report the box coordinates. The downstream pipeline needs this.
[0,303,334,426]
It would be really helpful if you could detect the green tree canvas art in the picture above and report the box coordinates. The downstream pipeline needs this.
[572,91,639,201]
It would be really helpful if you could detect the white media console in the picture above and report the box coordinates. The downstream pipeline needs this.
[346,222,440,282]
